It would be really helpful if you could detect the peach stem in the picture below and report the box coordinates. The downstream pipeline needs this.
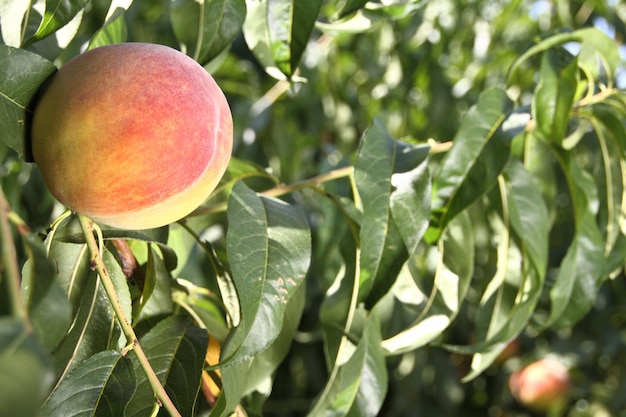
[77,214,182,417]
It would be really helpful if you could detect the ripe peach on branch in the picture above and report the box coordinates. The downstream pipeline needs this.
[31,42,233,229]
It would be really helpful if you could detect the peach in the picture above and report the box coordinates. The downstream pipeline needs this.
[509,358,571,411]
[31,43,232,229]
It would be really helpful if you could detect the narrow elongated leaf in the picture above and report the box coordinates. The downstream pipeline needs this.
[222,181,311,363]
[308,312,387,417]
[25,0,90,45]
[136,245,174,323]
[41,351,135,417]
[545,158,604,327]
[0,319,53,417]
[383,212,474,355]
[125,316,208,417]
[354,120,430,305]
[426,88,514,243]
[508,28,619,84]
[532,50,579,145]
[446,161,549,378]
[210,357,253,417]
[0,46,56,158]
[171,0,246,65]
[51,276,121,378]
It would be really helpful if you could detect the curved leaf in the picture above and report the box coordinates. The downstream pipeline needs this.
[243,0,322,78]
[383,211,474,355]
[0,46,56,158]
[546,156,605,327]
[171,0,246,65]
[308,312,387,417]
[25,0,90,45]
[532,50,579,145]
[426,87,514,243]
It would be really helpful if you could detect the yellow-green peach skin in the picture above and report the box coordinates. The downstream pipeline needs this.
[31,43,233,229]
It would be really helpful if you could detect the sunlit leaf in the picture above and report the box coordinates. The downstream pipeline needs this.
[426,88,514,243]
[171,0,246,65]
[308,311,387,417]
[243,0,322,78]
[88,12,128,49]
[532,50,579,145]
[508,28,619,85]
[383,212,474,355]
[25,0,89,45]
[0,0,30,46]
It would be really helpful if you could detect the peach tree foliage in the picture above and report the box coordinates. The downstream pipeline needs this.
[0,1,625,417]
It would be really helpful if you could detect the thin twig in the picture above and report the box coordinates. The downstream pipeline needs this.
[77,214,182,417]
[0,188,30,326]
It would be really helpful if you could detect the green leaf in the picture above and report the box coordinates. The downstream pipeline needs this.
[382,211,474,355]
[136,245,174,323]
[508,28,620,85]
[241,282,305,398]
[41,350,135,417]
[308,312,387,417]
[222,181,311,363]
[171,0,246,65]
[441,161,549,379]
[0,319,53,417]
[426,87,514,243]
[25,0,90,46]
[0,0,30,46]
[125,316,208,417]
[354,120,430,305]
[51,275,122,378]
[53,216,170,244]
[21,234,72,352]
[337,0,369,18]
[88,12,128,49]
[545,157,605,328]
[0,46,56,158]
[532,50,579,145]
[243,0,322,78]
